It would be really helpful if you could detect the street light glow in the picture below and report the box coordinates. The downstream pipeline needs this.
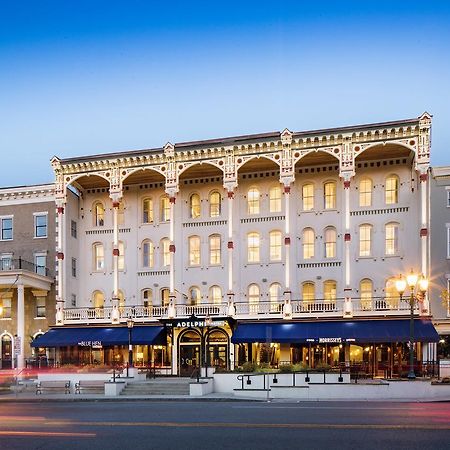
[407,270,418,289]
[395,275,406,296]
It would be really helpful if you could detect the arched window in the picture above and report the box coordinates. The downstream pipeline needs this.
[385,278,400,309]
[359,224,372,257]
[323,280,337,302]
[247,232,260,263]
[142,240,154,268]
[302,183,314,211]
[302,282,315,305]
[92,290,105,309]
[360,279,373,310]
[324,181,336,209]
[247,188,260,215]
[118,241,125,271]
[209,285,222,304]
[161,238,170,267]
[385,222,399,255]
[93,243,104,271]
[269,186,282,213]
[189,235,201,266]
[248,284,260,313]
[209,234,221,265]
[269,230,282,261]
[142,289,153,308]
[189,286,201,305]
[359,178,372,207]
[142,198,153,224]
[385,175,399,205]
[209,191,221,218]
[324,227,336,258]
[93,202,105,227]
[269,283,282,312]
[160,196,170,222]
[161,288,170,306]
[302,228,315,259]
[189,193,201,219]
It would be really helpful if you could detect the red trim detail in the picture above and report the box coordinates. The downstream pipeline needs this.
[343,181,351,189]
[419,173,428,182]
[227,191,235,199]
[112,201,120,208]
[227,241,234,249]
[284,186,291,194]
[57,207,64,214]
[169,244,176,253]
[169,197,176,204]
[57,252,64,260]
[344,233,351,242]
[420,228,428,237]
[284,237,291,245]
[112,248,120,256]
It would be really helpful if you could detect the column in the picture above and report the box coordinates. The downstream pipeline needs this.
[419,170,430,315]
[17,284,25,370]
[55,202,65,325]
[342,176,353,317]
[227,189,234,300]
[111,197,121,324]
[283,183,293,319]
[169,195,177,310]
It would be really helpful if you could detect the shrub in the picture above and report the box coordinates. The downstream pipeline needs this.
[241,361,258,373]
[279,364,295,373]
[315,362,331,371]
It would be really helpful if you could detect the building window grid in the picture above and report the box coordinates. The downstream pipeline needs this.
[143,289,153,308]
[71,257,77,277]
[269,231,282,261]
[360,279,373,310]
[247,188,260,215]
[70,220,77,238]
[142,240,154,268]
[324,228,336,259]
[385,223,399,255]
[247,232,260,263]
[269,283,282,312]
[302,184,314,211]
[323,280,337,303]
[359,224,372,257]
[161,239,170,267]
[385,175,399,205]
[190,194,201,219]
[34,254,46,276]
[93,243,105,271]
[302,282,315,304]
[248,284,260,313]
[160,197,170,222]
[209,285,222,304]
[324,182,336,209]
[34,214,48,238]
[359,178,372,207]
[209,191,221,218]
[447,227,450,259]
[269,186,282,213]
[36,296,46,318]
[143,198,154,224]
[209,235,221,265]
[93,202,105,227]
[189,236,201,266]
[0,217,13,241]
[302,228,315,259]
[0,298,11,318]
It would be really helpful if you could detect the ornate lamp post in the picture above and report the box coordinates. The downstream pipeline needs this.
[395,270,428,380]
[127,317,134,374]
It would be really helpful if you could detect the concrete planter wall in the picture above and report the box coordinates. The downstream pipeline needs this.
[104,381,126,396]
[190,379,214,396]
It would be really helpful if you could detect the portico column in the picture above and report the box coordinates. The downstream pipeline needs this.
[55,202,65,325]
[17,284,25,369]
[342,176,353,317]
[419,170,430,315]
[169,196,177,308]
[111,196,121,324]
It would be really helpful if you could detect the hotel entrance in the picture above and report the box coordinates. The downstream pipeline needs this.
[178,330,201,377]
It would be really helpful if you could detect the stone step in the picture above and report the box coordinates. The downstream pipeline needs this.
[120,380,191,396]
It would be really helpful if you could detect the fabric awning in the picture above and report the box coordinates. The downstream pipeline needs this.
[31,325,166,347]
[231,319,439,344]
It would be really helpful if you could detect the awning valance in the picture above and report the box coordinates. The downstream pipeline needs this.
[31,325,166,347]
[231,319,439,344]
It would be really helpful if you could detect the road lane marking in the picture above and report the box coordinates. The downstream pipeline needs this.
[44,421,450,430]
[0,431,95,437]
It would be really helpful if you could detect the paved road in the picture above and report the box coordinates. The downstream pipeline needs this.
[0,400,449,449]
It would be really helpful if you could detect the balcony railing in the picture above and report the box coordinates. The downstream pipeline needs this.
[62,296,419,324]
[0,257,50,277]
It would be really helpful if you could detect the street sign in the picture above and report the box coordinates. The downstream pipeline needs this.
[14,336,21,355]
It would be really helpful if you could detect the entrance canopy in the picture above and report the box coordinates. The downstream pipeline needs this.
[231,319,439,344]
[31,325,166,347]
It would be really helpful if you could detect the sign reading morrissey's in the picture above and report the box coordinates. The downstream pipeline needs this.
[319,337,342,344]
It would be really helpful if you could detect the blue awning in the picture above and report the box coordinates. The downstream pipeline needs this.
[231,319,439,344]
[31,326,166,347]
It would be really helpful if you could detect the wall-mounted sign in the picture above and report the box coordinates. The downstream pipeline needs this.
[174,319,225,328]
[78,340,103,348]
[319,337,342,344]
[13,337,21,355]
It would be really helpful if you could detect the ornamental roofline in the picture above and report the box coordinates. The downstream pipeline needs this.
[54,115,427,165]
[0,182,55,194]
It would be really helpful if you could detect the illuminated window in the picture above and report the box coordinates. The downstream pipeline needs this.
[160,196,170,222]
[302,228,315,259]
[360,279,373,310]
[142,198,153,223]
[209,191,221,217]
[161,238,170,267]
[247,232,260,263]
[385,222,399,255]
[93,202,105,227]
[209,234,221,265]
[93,243,104,271]
[302,183,314,211]
[92,290,104,309]
[247,188,260,214]
[142,289,153,308]
[385,175,399,205]
[248,284,260,313]
[324,227,336,258]
[302,282,315,304]
[324,182,336,209]
[189,235,201,265]
[209,285,222,304]
[190,193,201,219]
[0,298,11,318]
[359,224,372,257]
[118,241,125,271]
[189,286,201,305]
[142,240,154,267]
[323,280,337,302]
[161,288,170,306]
[269,186,282,213]
[269,283,282,311]
[385,278,400,308]
[359,178,372,207]
[269,230,282,261]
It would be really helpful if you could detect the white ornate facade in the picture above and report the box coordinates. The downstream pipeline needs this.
[47,113,436,374]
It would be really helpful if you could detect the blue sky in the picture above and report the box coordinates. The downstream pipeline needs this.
[1,1,449,187]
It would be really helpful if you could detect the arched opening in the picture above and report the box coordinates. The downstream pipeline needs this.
[178,329,202,377]
[206,328,229,370]
[0,334,12,369]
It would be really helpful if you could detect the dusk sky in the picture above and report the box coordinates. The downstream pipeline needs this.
[1,1,449,187]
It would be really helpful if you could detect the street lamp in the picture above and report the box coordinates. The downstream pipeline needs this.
[127,317,134,374]
[395,270,428,380]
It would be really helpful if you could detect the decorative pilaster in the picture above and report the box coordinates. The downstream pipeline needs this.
[110,185,123,323]
[226,188,236,304]
[17,284,25,369]
[55,199,66,325]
